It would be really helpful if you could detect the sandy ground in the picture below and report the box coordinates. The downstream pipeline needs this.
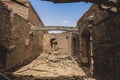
[13,51,95,80]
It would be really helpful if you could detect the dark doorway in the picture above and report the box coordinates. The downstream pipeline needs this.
[0,44,8,69]
[72,33,80,64]
[50,38,58,51]
[81,29,91,68]
[50,38,56,48]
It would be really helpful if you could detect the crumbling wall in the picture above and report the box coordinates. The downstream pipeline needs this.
[42,32,74,55]
[0,2,11,69]
[0,2,11,47]
[5,14,41,70]
[28,3,44,26]
[3,1,29,20]
[0,1,44,71]
[71,33,80,63]
[42,33,54,53]
[77,4,120,80]
[54,32,73,55]
[28,3,44,53]
[77,8,92,65]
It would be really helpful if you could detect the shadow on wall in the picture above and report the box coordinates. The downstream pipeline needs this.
[80,29,91,67]
[72,33,80,60]
[0,44,8,70]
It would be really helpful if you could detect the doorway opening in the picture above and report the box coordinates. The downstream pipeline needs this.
[50,38,58,51]
[0,44,8,69]
[81,29,92,68]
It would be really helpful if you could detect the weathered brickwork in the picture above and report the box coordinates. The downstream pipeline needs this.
[3,1,29,20]
[54,32,73,55]
[28,3,44,26]
[71,33,80,63]
[0,1,44,71]
[5,14,40,70]
[77,4,120,80]
[0,2,11,47]
[42,32,78,55]
[28,3,44,51]
[42,33,54,53]
[0,2,11,69]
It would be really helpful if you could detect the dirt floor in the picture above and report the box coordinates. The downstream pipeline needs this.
[8,50,95,80]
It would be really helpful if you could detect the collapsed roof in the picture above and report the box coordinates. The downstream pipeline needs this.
[45,0,120,8]
[46,0,119,3]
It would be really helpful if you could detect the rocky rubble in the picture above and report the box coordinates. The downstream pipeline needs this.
[7,51,95,80]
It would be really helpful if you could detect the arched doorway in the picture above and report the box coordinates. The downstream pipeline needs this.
[50,38,58,51]
[81,29,92,68]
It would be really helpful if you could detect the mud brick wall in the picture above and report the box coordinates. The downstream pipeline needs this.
[0,2,11,47]
[28,3,44,53]
[0,1,44,71]
[77,4,120,80]
[42,32,75,55]
[54,32,73,55]
[77,7,92,64]
[71,33,80,63]
[0,2,11,69]
[3,1,29,20]
[28,3,44,27]
[42,33,54,52]
[5,14,41,70]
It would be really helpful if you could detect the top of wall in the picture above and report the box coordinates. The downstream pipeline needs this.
[2,0,44,26]
[3,0,29,20]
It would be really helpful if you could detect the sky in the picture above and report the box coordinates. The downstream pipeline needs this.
[30,0,92,33]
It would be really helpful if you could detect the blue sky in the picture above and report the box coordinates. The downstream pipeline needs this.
[30,0,92,27]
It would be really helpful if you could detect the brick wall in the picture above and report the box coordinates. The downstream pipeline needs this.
[71,33,80,63]
[0,2,11,69]
[42,32,78,55]
[54,32,73,55]
[5,14,41,70]
[42,33,54,52]
[0,2,11,47]
[0,1,44,71]
[28,3,44,51]
[77,4,120,80]
[28,3,44,26]
[3,1,29,20]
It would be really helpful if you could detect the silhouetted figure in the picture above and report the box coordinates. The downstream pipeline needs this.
[0,44,8,69]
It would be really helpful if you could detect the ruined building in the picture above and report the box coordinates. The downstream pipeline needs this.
[48,0,120,80]
[77,4,120,80]
[0,0,44,71]
[0,0,120,80]
[42,32,79,56]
